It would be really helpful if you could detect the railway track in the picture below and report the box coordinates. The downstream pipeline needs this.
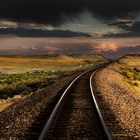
[36,68,112,140]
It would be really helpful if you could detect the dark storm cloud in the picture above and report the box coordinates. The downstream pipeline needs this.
[104,21,140,37]
[0,27,91,37]
[126,22,140,33]
[0,0,140,25]
[108,21,133,29]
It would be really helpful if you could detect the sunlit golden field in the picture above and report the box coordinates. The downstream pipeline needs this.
[114,55,140,94]
[0,54,106,73]
[119,55,140,66]
[0,54,107,99]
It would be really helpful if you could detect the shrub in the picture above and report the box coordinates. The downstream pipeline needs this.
[134,82,139,86]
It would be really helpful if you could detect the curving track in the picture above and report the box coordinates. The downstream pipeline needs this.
[38,69,112,140]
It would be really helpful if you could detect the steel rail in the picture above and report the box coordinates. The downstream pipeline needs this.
[38,71,88,140]
[38,65,112,140]
[90,70,112,140]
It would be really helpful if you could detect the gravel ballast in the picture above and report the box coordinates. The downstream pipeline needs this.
[0,73,79,140]
[93,63,140,139]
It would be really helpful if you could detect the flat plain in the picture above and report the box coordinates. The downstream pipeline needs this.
[0,54,108,111]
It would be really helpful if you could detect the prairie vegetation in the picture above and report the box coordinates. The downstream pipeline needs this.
[0,71,50,99]
[0,54,107,100]
[118,55,140,90]
[120,66,140,87]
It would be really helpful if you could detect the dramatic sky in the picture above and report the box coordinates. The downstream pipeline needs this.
[0,0,140,58]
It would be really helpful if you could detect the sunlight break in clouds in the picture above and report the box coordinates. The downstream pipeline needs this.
[0,37,140,56]
[94,42,118,53]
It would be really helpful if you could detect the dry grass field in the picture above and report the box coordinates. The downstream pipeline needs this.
[0,54,106,73]
[117,55,140,94]
[0,54,108,111]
